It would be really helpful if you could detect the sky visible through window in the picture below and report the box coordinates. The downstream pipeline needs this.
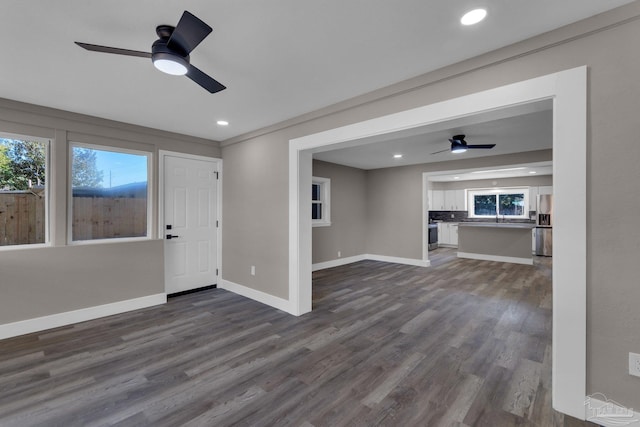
[95,150,147,188]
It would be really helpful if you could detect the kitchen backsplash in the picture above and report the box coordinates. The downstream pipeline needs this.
[429,210,536,223]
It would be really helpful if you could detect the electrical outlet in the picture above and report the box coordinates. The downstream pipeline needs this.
[338,251,341,258]
[450,213,455,218]
[250,265,256,276]
[629,352,640,377]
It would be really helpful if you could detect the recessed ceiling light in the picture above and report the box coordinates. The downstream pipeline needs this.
[454,176,460,180]
[217,120,229,126]
[461,8,487,26]
[529,171,537,174]
[393,154,403,159]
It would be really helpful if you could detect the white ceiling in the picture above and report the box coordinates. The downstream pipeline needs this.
[428,163,553,182]
[0,1,633,142]
[313,100,553,170]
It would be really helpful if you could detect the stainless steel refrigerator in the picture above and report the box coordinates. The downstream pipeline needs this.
[535,194,553,256]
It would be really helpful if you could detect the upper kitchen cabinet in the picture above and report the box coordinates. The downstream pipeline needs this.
[529,187,539,211]
[445,189,466,211]
[431,190,445,210]
[430,189,466,211]
[430,189,465,211]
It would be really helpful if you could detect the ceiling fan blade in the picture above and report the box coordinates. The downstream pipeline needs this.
[430,148,451,155]
[467,144,496,149]
[186,64,226,93]
[75,42,151,58]
[167,11,212,55]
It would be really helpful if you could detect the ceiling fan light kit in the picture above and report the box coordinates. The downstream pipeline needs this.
[153,55,189,75]
[451,146,467,153]
[75,11,226,93]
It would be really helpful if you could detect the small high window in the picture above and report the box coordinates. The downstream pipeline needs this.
[70,143,151,242]
[312,176,331,227]
[0,133,49,247]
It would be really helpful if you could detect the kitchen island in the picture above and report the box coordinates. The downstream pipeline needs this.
[457,222,535,265]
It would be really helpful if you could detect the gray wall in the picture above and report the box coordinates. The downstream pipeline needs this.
[365,150,551,259]
[314,155,551,262]
[221,2,640,409]
[312,160,367,264]
[0,98,219,323]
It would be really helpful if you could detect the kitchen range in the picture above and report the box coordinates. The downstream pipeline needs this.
[428,222,438,250]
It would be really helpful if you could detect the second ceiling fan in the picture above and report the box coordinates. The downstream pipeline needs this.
[431,134,495,154]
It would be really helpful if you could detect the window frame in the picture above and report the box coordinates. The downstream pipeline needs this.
[68,142,153,245]
[0,131,50,250]
[312,176,331,227]
[467,187,529,220]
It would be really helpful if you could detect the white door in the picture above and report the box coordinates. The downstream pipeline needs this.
[163,155,218,294]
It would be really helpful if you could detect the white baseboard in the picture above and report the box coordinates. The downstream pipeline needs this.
[226,256,429,315]
[313,254,430,271]
[0,293,167,340]
[219,279,294,314]
[365,254,431,267]
[312,254,367,271]
[585,396,640,426]
[457,251,534,265]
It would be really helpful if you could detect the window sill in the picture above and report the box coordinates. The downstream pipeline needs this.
[68,236,152,246]
[312,221,332,228]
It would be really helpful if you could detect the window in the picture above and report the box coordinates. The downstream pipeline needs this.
[468,188,529,219]
[70,144,151,242]
[312,176,331,227]
[0,133,49,247]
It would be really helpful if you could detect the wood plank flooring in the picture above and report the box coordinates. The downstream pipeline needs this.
[0,248,597,426]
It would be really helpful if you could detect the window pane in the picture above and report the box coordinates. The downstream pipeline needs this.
[312,202,322,220]
[312,183,320,201]
[0,137,47,246]
[499,193,525,216]
[71,146,148,241]
[473,195,496,216]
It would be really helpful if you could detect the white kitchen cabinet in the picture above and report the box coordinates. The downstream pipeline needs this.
[443,189,466,211]
[437,222,447,244]
[438,222,458,247]
[529,186,539,211]
[449,223,459,246]
[432,190,445,210]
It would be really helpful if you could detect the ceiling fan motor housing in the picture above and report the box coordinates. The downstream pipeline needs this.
[151,36,190,75]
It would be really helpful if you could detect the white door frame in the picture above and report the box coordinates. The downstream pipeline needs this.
[289,67,587,419]
[158,150,223,291]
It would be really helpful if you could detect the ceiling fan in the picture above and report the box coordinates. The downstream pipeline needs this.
[75,11,226,94]
[430,134,495,154]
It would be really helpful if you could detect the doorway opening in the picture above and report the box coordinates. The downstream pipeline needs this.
[289,67,587,419]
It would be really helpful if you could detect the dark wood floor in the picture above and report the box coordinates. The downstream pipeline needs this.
[0,248,596,426]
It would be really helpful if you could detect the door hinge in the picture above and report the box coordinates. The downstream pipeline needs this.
[216,268,219,276]
[215,171,219,179]
[216,220,219,228]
